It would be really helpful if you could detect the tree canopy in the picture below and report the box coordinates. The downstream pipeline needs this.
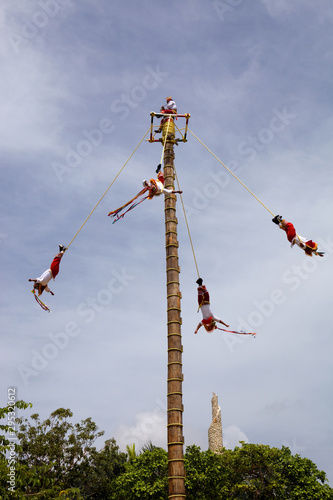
[1,402,332,499]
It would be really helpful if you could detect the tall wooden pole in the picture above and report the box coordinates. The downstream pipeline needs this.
[164,139,186,499]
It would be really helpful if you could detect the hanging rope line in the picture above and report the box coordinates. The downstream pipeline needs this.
[108,119,175,224]
[188,128,275,217]
[173,165,200,279]
[174,121,187,143]
[66,127,150,250]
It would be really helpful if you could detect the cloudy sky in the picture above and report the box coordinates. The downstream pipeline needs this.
[1,0,333,484]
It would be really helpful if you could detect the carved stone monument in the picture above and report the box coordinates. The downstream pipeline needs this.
[208,392,223,453]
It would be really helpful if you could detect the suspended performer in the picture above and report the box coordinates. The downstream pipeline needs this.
[29,245,66,296]
[272,216,324,257]
[194,278,229,334]
[194,279,256,337]
[143,169,182,199]
[108,168,182,223]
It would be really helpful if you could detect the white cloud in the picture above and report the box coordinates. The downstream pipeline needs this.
[223,425,249,449]
[114,407,167,452]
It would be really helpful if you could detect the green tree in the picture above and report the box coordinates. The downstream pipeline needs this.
[71,438,127,499]
[1,402,128,499]
[184,444,230,499]
[111,446,168,499]
[126,443,137,463]
[0,399,33,499]
[184,443,333,499]
[2,402,332,499]
[14,407,105,498]
[1,404,106,499]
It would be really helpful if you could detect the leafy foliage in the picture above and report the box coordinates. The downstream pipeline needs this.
[1,401,332,499]
[70,438,127,499]
[184,444,333,499]
[111,446,168,499]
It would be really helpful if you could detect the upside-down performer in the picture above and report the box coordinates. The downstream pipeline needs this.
[272,215,324,257]
[29,245,66,312]
[108,168,182,223]
[194,278,256,337]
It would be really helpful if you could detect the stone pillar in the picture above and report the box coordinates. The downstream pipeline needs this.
[208,392,223,453]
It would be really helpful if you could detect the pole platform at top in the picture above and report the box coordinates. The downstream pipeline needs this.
[148,111,190,144]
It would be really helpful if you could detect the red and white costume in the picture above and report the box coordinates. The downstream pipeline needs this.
[32,252,64,294]
[280,220,319,254]
[165,97,177,113]
[143,172,175,199]
[197,285,223,332]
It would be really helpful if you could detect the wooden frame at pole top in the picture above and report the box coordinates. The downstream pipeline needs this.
[148,112,190,144]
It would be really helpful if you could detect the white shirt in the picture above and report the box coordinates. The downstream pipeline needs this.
[200,304,221,323]
[36,268,53,292]
[166,100,177,112]
[145,179,174,195]
[291,234,307,249]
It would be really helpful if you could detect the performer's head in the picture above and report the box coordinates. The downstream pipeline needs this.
[204,321,216,332]
[304,242,318,256]
[34,282,46,296]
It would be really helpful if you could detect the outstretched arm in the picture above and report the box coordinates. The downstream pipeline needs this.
[217,319,229,328]
[194,322,202,334]
[163,187,182,195]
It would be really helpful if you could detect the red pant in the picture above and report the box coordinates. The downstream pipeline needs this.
[50,253,63,279]
[198,286,210,307]
[283,222,296,243]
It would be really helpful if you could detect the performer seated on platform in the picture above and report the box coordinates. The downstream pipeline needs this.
[165,96,177,113]
[194,278,229,334]
[29,245,66,296]
[155,97,177,134]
